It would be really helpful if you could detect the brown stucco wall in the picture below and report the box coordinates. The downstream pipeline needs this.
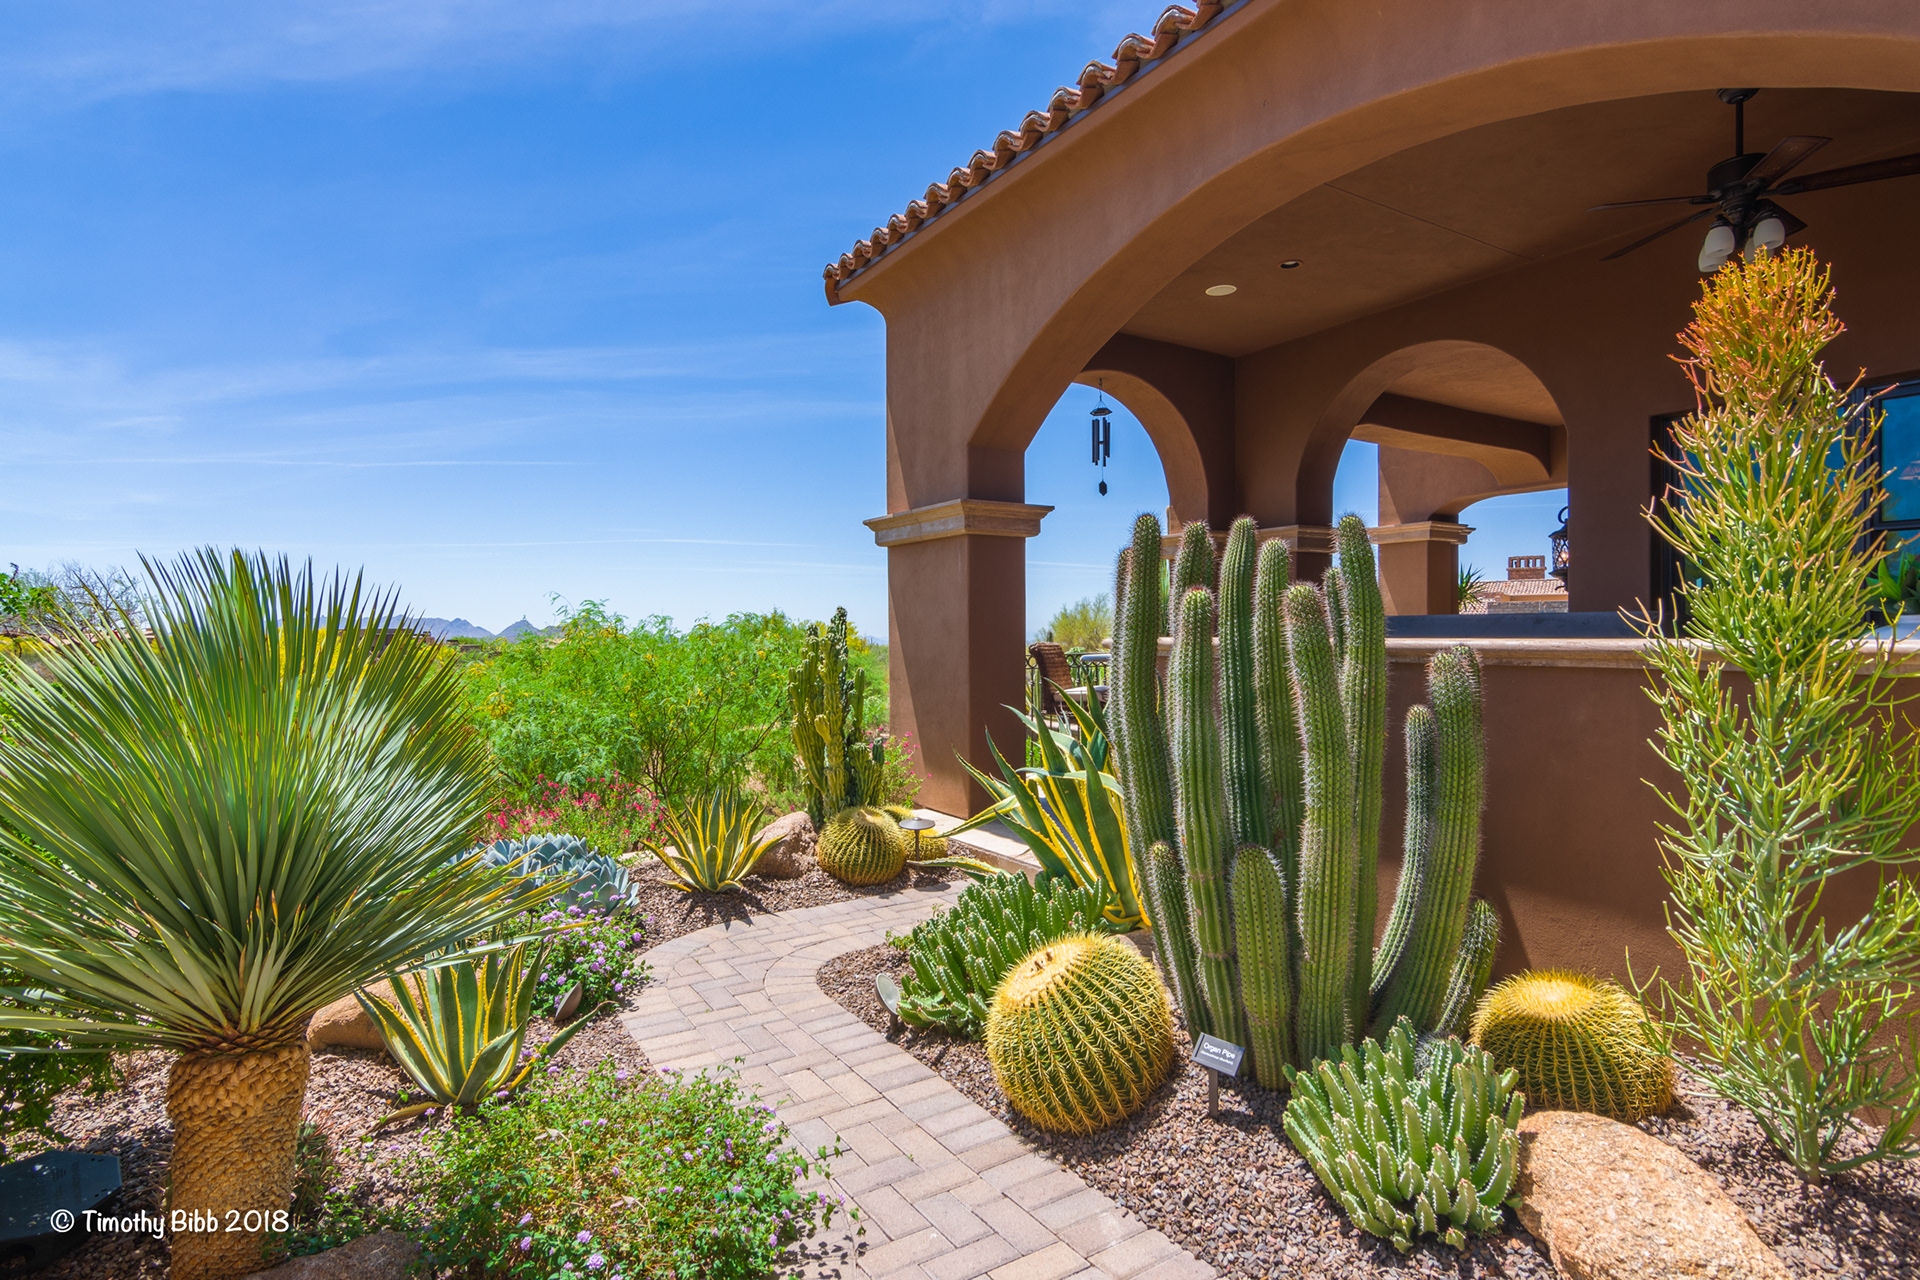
[1381,648,1900,990]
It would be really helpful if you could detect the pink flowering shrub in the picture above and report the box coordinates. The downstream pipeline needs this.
[484,774,666,857]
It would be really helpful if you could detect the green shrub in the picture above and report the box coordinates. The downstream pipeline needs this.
[391,1061,843,1280]
[0,977,116,1159]
[529,911,651,1013]
[1643,247,1920,1178]
[459,601,812,804]
[1283,1019,1521,1253]
[1037,594,1111,649]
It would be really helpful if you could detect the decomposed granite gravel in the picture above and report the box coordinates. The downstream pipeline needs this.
[819,941,1920,1280]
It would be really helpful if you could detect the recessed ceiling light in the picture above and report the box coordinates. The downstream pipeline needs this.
[1279,259,1303,270]
[1204,284,1237,296]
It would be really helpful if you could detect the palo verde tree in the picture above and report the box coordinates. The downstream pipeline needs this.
[0,551,546,1278]
[1643,246,1920,1179]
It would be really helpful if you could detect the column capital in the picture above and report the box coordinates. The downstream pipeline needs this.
[1260,523,1338,555]
[1367,520,1475,547]
[865,499,1055,547]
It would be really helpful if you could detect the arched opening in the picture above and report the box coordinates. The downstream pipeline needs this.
[1302,341,1567,614]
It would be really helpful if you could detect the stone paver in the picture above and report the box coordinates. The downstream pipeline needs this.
[621,891,1215,1280]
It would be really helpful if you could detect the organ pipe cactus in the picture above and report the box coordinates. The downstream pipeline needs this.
[1108,512,1497,1087]
[789,607,883,827]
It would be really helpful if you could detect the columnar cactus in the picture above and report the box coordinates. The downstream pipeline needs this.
[985,934,1176,1134]
[1471,970,1674,1121]
[1107,511,1498,1083]
[789,608,883,827]
[816,806,905,886]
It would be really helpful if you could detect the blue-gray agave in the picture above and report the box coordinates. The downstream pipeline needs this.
[467,832,638,916]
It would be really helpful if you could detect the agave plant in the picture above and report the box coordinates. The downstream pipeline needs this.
[469,831,637,916]
[0,551,546,1280]
[949,691,1144,931]
[642,788,777,892]
[358,937,592,1126]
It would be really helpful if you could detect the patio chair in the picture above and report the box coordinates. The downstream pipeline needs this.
[1027,642,1075,724]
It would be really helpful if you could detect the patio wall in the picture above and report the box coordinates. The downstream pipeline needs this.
[1382,638,1908,988]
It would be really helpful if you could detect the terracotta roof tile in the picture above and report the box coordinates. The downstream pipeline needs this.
[824,2,1236,300]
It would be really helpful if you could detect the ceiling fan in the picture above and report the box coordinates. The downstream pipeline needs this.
[1590,88,1920,270]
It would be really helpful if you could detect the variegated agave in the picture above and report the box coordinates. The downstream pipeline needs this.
[641,788,776,892]
[950,693,1144,931]
[358,937,594,1127]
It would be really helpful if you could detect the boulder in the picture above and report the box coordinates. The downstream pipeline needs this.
[245,1230,417,1279]
[753,811,816,879]
[1515,1110,1790,1280]
[305,981,404,1053]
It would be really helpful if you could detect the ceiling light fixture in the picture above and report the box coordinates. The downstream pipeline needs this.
[1204,284,1237,296]
[1745,212,1787,258]
[1697,220,1737,273]
[1279,260,1302,270]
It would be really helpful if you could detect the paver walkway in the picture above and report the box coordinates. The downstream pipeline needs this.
[622,889,1216,1280]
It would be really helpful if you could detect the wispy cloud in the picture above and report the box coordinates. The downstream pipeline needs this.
[0,1,1145,111]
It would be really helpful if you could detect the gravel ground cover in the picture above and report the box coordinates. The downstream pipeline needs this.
[29,859,953,1279]
[36,1007,649,1280]
[819,941,1920,1280]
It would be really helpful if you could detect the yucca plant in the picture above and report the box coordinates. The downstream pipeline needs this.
[0,550,547,1280]
[358,937,592,1127]
[642,788,778,892]
[950,693,1145,931]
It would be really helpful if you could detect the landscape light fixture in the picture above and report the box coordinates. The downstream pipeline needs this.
[1204,283,1237,296]
[1090,381,1112,496]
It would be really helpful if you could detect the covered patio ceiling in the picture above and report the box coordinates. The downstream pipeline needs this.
[1122,86,1920,423]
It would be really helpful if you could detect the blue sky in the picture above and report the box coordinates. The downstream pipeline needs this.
[0,1,1562,639]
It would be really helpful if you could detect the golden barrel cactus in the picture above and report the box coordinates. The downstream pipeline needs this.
[817,806,906,886]
[1470,970,1673,1121]
[985,934,1175,1134]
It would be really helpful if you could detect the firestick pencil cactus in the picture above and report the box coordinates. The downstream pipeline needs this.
[1108,511,1497,1088]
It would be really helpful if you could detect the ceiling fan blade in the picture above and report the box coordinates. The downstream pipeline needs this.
[1587,195,1710,212]
[1777,151,1920,194]
[1745,135,1830,189]
[1601,208,1716,261]
[1774,205,1807,238]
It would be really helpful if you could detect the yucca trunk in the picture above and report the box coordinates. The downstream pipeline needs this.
[166,1041,310,1280]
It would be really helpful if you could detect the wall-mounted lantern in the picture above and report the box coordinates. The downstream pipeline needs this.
[1550,506,1571,585]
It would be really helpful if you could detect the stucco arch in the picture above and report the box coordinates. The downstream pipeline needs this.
[865,2,1920,518]
[1295,340,1567,525]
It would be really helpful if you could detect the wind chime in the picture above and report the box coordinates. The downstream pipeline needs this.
[1090,382,1112,496]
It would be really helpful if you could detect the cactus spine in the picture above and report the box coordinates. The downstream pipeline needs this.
[1233,845,1294,1085]
[1109,511,1498,1083]
[1285,583,1357,1063]
[1110,516,1203,1028]
[986,934,1176,1134]
[789,608,882,827]
[1170,586,1247,1049]
[1218,518,1268,850]
[1334,519,1387,1032]
[1371,647,1485,1032]
[817,806,906,886]
[1470,970,1674,1122]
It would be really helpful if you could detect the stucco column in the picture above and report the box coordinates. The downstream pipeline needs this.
[1264,524,1337,585]
[1369,521,1473,616]
[866,499,1053,817]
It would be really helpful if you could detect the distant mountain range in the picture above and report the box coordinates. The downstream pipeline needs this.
[415,617,556,642]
